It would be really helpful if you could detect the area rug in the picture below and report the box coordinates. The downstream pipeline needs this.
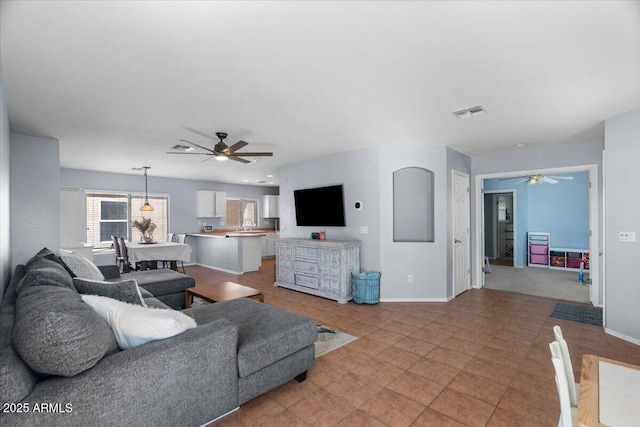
[551,302,603,326]
[315,325,357,358]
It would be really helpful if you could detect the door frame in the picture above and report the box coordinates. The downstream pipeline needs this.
[483,189,517,268]
[452,170,471,297]
[474,164,600,306]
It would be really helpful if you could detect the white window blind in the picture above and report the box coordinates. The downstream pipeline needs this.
[85,192,169,248]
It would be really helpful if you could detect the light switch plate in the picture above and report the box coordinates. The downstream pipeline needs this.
[619,231,636,243]
[359,226,368,234]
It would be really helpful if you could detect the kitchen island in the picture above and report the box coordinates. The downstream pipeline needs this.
[188,230,273,275]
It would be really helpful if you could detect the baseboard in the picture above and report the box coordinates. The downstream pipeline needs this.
[194,263,243,275]
[604,327,640,346]
[379,297,451,303]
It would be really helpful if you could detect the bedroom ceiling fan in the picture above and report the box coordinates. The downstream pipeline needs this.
[499,174,573,185]
[167,132,273,164]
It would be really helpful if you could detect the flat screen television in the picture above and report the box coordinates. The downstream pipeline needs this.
[294,184,346,227]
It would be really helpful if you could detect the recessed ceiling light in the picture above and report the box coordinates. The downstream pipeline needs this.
[242,179,249,182]
[514,143,527,148]
[266,174,273,178]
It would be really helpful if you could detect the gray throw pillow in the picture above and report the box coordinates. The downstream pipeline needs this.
[13,284,118,377]
[22,257,76,293]
[73,277,146,306]
[58,250,104,281]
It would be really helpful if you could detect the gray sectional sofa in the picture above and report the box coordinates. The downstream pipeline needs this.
[0,249,317,426]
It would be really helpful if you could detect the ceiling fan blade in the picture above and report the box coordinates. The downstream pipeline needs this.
[166,152,210,155]
[499,176,528,181]
[227,155,251,164]
[547,176,573,180]
[514,178,527,185]
[541,177,558,184]
[232,152,273,157]
[179,139,216,154]
[225,141,249,154]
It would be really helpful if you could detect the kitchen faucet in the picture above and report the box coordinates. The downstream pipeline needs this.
[242,218,255,231]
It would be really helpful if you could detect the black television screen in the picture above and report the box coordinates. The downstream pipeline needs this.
[294,185,346,227]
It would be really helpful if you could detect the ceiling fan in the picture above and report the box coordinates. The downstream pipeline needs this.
[499,174,573,185]
[167,132,273,164]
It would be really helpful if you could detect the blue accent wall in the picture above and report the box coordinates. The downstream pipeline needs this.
[527,173,589,248]
[484,172,588,266]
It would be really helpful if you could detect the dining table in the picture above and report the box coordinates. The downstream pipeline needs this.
[125,241,191,271]
[578,354,640,427]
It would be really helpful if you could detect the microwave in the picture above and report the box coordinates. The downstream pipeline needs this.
[203,225,214,233]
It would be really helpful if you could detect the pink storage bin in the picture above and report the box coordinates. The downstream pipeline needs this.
[530,254,548,265]
[530,245,548,255]
[567,258,582,268]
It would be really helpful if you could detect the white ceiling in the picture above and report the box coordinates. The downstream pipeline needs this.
[1,1,639,186]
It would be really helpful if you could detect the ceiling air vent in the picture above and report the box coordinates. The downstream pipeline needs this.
[453,105,487,119]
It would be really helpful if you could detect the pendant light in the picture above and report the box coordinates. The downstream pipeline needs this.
[140,166,154,211]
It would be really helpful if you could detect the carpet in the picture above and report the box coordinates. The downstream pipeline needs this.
[315,325,357,358]
[551,302,603,326]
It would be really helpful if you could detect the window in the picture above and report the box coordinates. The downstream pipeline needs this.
[226,198,258,228]
[85,192,169,248]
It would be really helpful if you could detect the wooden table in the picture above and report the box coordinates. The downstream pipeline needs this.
[185,281,264,308]
[578,354,640,427]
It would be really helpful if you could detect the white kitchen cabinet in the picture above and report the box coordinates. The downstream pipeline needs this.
[261,233,278,258]
[274,238,360,303]
[196,190,226,217]
[262,194,279,218]
[266,233,278,257]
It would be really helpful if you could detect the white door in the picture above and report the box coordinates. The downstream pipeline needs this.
[453,171,471,296]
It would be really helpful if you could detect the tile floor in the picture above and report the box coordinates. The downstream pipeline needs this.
[185,259,640,427]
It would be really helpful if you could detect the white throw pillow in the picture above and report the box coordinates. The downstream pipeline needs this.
[59,249,105,281]
[81,295,197,349]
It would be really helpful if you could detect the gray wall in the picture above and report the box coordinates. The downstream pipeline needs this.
[279,147,381,272]
[0,64,10,295]
[10,134,61,267]
[280,145,469,301]
[379,146,448,300]
[604,107,640,343]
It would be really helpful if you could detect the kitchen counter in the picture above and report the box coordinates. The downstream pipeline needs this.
[188,229,277,274]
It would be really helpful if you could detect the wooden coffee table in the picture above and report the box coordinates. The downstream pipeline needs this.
[185,281,264,308]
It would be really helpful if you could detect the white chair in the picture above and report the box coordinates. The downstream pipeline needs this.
[549,341,577,427]
[167,233,174,242]
[553,325,580,407]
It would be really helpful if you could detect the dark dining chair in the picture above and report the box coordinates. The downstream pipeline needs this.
[111,235,126,273]
[117,237,136,273]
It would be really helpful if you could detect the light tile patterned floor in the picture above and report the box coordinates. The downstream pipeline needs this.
[188,259,640,427]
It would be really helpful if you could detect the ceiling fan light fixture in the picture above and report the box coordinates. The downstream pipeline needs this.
[214,153,228,161]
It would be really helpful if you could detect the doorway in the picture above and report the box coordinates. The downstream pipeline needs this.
[474,165,600,306]
[484,191,515,268]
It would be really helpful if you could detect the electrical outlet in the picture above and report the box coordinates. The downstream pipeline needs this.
[408,275,414,283]
[281,223,286,231]
[619,231,636,243]
[359,226,368,234]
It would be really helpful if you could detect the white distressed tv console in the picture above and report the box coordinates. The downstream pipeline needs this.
[274,238,361,304]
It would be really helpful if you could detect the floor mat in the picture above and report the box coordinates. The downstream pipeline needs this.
[551,302,603,326]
